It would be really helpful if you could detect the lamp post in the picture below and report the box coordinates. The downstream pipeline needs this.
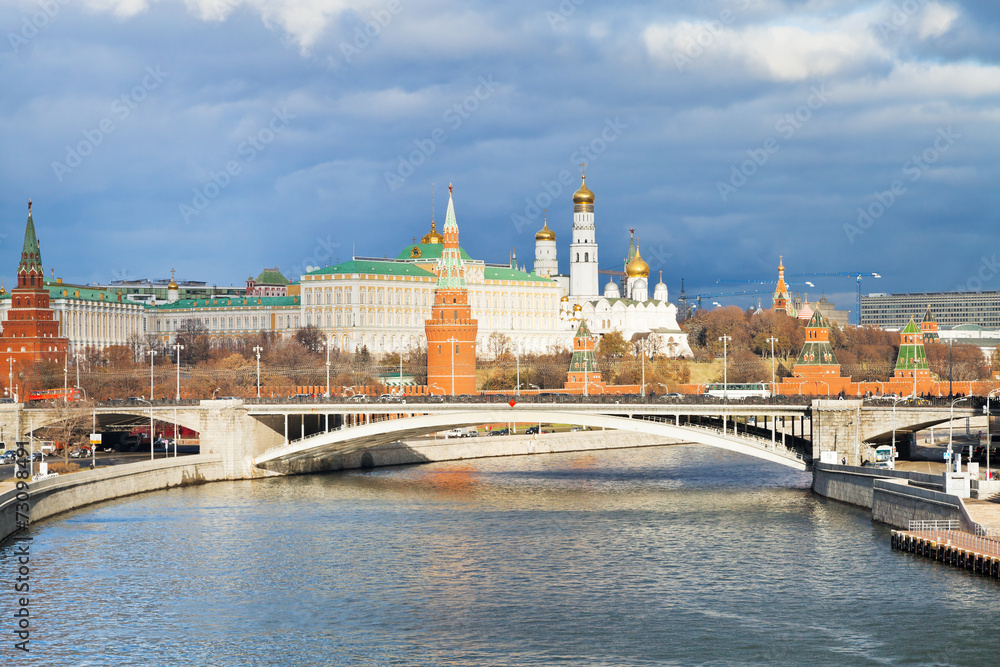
[948,337,954,398]
[515,342,521,398]
[75,353,81,390]
[324,339,332,398]
[63,351,68,404]
[446,336,458,395]
[949,396,969,472]
[8,358,15,403]
[987,388,1000,480]
[819,381,829,398]
[766,336,778,395]
[718,335,731,400]
[135,398,154,462]
[254,345,263,399]
[148,349,157,401]
[636,340,646,398]
[173,342,185,401]
[892,395,909,469]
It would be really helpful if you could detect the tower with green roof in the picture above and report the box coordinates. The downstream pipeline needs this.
[564,319,605,394]
[893,317,930,379]
[792,310,840,378]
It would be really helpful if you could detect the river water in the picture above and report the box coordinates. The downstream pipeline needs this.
[4,444,999,666]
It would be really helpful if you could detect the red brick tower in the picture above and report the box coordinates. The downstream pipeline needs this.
[425,185,478,395]
[772,256,791,314]
[0,201,69,396]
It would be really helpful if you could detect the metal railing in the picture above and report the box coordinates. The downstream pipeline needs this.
[909,520,959,531]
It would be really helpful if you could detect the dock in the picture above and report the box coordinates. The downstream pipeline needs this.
[891,520,1000,578]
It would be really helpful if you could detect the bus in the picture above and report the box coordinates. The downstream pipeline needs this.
[27,388,83,403]
[704,383,771,399]
[873,445,896,470]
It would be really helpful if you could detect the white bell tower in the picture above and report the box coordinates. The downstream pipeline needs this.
[569,164,599,298]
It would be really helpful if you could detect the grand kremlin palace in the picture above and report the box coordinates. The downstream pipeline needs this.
[1,175,691,360]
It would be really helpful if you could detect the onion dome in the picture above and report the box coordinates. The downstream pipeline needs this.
[572,174,595,211]
[625,246,650,278]
[168,277,178,289]
[560,295,569,302]
[535,220,556,242]
[573,303,582,312]
[421,219,444,244]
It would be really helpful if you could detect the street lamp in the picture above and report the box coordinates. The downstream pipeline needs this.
[891,395,909,469]
[818,381,829,397]
[324,339,332,398]
[173,342,185,401]
[949,396,969,472]
[134,398,154,462]
[253,345,263,399]
[446,336,458,395]
[766,336,778,395]
[148,349,157,401]
[718,335,731,400]
[635,339,646,398]
[63,351,68,404]
[515,342,521,398]
[987,388,1000,480]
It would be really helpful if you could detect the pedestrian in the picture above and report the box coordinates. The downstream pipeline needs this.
[842,457,846,466]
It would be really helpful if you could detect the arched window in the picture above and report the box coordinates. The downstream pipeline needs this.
[576,253,579,262]
[584,252,589,262]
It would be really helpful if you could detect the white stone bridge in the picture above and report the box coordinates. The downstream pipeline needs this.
[0,398,979,479]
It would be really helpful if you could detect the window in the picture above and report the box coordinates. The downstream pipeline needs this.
[576,253,579,262]
[584,252,589,262]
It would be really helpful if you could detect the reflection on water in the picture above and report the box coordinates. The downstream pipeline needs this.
[3,444,999,666]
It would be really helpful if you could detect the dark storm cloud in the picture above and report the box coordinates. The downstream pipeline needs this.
[1,0,998,310]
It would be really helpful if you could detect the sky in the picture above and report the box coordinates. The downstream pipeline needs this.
[1,0,999,319]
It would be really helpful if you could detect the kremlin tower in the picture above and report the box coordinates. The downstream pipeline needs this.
[0,201,69,397]
[772,256,791,314]
[424,185,478,395]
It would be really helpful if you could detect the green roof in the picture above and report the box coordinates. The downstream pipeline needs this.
[484,267,556,284]
[154,296,300,310]
[41,281,151,306]
[395,244,473,261]
[900,318,921,334]
[306,259,437,278]
[19,207,42,275]
[255,268,288,285]
[569,319,601,373]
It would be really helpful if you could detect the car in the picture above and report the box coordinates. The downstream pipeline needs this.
[346,394,369,403]
[525,426,540,435]
[1,450,17,463]
[660,392,683,399]
[570,427,582,432]
[488,428,509,437]
[426,395,446,402]
[289,393,312,400]
[377,394,400,403]
[69,447,88,458]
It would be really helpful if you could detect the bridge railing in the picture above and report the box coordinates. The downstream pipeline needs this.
[630,414,810,463]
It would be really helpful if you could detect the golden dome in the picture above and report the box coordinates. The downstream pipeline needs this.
[535,220,556,242]
[573,303,582,311]
[421,220,444,244]
[560,295,569,302]
[572,176,595,208]
[625,246,650,278]
[168,277,178,290]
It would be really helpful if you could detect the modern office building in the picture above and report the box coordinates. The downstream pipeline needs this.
[861,291,1000,329]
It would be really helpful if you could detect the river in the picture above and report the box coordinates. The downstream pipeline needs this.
[4,444,999,665]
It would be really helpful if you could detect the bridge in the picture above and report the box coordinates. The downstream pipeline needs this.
[0,399,979,479]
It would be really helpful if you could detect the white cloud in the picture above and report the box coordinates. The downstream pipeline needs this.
[81,0,156,18]
[918,2,959,40]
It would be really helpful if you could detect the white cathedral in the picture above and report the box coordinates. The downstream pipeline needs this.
[534,169,692,358]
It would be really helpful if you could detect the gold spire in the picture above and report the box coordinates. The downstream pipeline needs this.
[421,182,444,244]
[625,245,649,278]
[572,163,595,211]
[535,208,556,241]
[168,268,178,290]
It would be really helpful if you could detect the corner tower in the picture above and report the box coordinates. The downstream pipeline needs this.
[0,201,69,391]
[893,317,931,380]
[792,311,840,379]
[424,185,478,395]
[569,165,599,298]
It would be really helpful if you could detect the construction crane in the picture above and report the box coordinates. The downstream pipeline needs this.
[787,272,881,325]
[678,284,769,315]
[715,279,815,288]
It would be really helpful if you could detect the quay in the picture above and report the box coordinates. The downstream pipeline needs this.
[891,521,1000,579]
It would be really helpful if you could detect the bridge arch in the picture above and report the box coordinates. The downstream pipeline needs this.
[254,409,808,472]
